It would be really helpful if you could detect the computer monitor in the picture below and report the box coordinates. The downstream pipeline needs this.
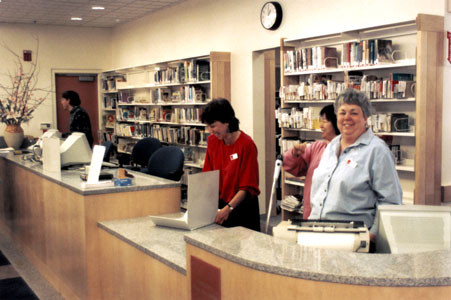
[60,132,93,167]
[376,204,451,254]
[29,129,61,150]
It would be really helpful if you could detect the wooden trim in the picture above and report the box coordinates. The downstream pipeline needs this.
[415,15,444,205]
[210,51,231,102]
[264,50,277,216]
[442,185,451,203]
[416,14,445,32]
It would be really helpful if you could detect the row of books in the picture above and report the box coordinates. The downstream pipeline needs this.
[154,86,207,103]
[103,95,117,109]
[150,125,209,146]
[284,46,338,73]
[98,130,115,144]
[342,39,394,67]
[103,113,116,127]
[276,107,323,130]
[368,113,412,133]
[280,73,415,101]
[284,39,395,73]
[181,147,206,164]
[102,75,126,91]
[279,138,301,154]
[153,59,210,84]
[280,81,346,101]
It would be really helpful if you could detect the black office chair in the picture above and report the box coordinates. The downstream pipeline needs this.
[102,141,116,162]
[130,137,162,172]
[147,146,184,181]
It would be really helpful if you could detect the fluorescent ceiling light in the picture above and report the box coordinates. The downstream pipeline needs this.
[71,17,83,21]
[92,6,105,10]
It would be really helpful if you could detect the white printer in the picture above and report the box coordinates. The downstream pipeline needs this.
[273,219,370,253]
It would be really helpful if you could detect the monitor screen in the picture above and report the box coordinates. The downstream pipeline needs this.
[376,204,451,254]
[60,132,92,168]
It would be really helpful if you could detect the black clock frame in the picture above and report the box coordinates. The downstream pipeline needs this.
[261,1,283,31]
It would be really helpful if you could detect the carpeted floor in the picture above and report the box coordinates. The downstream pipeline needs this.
[0,250,39,300]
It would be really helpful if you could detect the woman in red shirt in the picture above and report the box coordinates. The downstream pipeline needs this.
[201,98,260,231]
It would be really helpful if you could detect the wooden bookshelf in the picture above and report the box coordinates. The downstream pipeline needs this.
[100,52,231,171]
[278,14,443,220]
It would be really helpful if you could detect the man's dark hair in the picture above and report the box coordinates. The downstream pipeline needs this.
[62,90,81,106]
[201,98,240,132]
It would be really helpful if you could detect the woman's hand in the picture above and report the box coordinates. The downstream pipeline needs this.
[292,142,307,158]
[215,206,232,224]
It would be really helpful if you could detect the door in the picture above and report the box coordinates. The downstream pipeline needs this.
[55,74,99,145]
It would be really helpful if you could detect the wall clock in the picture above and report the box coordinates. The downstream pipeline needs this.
[260,2,283,30]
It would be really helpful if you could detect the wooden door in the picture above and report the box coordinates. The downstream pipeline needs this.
[55,74,99,145]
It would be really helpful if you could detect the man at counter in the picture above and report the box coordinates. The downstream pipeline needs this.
[60,90,94,148]
[310,88,402,244]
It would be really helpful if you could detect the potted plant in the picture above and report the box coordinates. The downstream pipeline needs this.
[0,40,49,149]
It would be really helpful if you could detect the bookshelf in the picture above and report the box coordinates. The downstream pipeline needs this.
[100,52,231,171]
[278,14,443,220]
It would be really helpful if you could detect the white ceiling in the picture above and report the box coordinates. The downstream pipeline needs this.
[0,0,188,28]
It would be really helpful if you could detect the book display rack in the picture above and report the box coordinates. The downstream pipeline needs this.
[100,52,231,170]
[278,14,443,220]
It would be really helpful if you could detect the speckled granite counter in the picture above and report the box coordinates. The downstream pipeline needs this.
[98,216,220,275]
[0,152,180,195]
[185,226,451,287]
[99,216,451,287]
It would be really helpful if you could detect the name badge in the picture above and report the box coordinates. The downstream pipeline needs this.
[346,159,357,168]
[230,153,238,160]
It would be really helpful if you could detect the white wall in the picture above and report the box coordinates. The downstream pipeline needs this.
[0,0,447,197]
[0,23,112,137]
[110,0,446,208]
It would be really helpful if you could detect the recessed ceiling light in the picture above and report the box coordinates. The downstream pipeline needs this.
[92,6,105,10]
[71,17,83,21]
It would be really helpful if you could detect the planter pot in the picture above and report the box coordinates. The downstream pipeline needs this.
[4,124,24,150]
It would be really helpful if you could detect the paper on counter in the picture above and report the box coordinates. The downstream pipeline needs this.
[87,145,106,184]
[297,231,357,252]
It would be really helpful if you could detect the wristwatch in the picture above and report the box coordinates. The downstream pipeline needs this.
[227,203,234,211]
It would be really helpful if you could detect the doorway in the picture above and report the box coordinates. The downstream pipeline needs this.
[55,74,99,145]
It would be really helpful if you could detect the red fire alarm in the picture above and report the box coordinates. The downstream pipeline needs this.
[23,50,32,62]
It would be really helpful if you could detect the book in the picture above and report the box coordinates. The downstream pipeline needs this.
[376,39,394,64]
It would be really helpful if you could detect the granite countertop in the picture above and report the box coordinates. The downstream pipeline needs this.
[1,152,180,195]
[185,226,451,287]
[98,215,451,287]
[98,216,220,275]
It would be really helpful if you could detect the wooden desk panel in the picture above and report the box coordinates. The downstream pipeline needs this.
[0,158,181,300]
[97,227,188,300]
[186,244,451,300]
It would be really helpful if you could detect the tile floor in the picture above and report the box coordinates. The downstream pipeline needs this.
[0,233,64,300]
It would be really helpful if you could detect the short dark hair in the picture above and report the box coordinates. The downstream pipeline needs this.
[62,90,81,106]
[320,104,340,135]
[201,98,240,132]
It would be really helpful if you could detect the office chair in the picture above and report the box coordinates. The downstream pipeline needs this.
[102,141,115,162]
[130,137,162,172]
[147,146,185,181]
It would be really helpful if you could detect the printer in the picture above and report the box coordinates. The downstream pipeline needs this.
[273,219,370,253]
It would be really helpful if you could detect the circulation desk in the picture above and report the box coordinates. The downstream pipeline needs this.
[98,217,451,300]
[0,152,181,300]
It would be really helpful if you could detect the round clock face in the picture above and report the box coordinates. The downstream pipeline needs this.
[261,2,282,30]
